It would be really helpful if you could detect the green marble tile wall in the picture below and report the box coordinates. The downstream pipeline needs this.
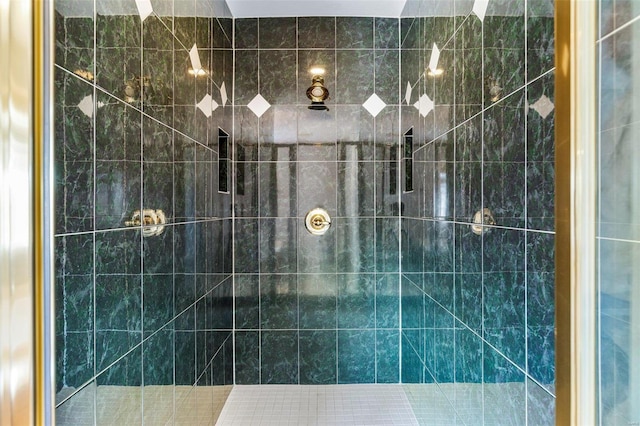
[53,0,561,422]
[233,16,402,385]
[400,0,555,424]
[54,0,233,422]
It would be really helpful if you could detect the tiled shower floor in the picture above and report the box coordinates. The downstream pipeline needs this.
[216,383,552,425]
[215,384,420,425]
[56,382,552,425]
[56,384,232,425]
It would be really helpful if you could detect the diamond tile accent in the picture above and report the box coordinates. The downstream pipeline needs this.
[197,94,219,118]
[135,0,153,21]
[220,82,228,107]
[405,82,412,105]
[77,95,93,118]
[189,44,202,73]
[247,94,271,118]
[413,94,434,118]
[363,93,386,117]
[428,43,440,73]
[473,0,489,22]
[197,94,212,118]
[530,94,554,119]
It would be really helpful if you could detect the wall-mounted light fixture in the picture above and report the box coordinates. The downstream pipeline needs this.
[487,77,502,102]
[188,68,207,77]
[306,67,329,110]
[74,69,94,81]
[427,68,444,77]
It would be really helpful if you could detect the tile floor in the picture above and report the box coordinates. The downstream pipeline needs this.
[56,382,553,425]
[216,384,420,425]
[56,384,232,425]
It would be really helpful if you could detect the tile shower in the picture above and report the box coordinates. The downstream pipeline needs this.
[53,0,556,424]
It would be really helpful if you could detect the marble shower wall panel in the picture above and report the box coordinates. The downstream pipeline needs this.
[400,0,555,424]
[233,16,401,385]
[54,0,233,422]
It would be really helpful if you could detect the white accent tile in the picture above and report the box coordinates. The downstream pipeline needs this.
[473,0,489,22]
[189,44,202,73]
[220,82,228,107]
[134,0,153,22]
[530,94,554,119]
[196,94,212,118]
[405,82,412,105]
[413,93,434,118]
[363,93,386,117]
[77,95,93,118]
[247,94,271,118]
[197,94,219,118]
[428,43,440,73]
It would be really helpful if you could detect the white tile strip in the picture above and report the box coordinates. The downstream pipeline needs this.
[216,384,419,426]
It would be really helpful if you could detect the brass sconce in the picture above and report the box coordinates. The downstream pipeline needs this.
[306,67,329,110]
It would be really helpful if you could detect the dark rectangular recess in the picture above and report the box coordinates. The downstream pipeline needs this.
[403,128,413,193]
[236,145,245,196]
[218,128,229,193]
[390,146,397,195]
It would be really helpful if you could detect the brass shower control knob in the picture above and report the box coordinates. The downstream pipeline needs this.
[125,209,166,237]
[471,208,495,235]
[311,215,326,228]
[305,208,331,235]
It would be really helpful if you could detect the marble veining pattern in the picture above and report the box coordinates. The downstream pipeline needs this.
[233,15,402,386]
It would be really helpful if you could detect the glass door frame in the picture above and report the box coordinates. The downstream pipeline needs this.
[555,0,598,424]
[0,0,55,424]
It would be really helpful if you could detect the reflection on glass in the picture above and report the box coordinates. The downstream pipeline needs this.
[597,4,640,424]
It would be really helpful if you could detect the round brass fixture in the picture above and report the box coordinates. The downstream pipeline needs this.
[305,208,331,235]
[306,75,330,110]
[471,208,496,235]
[125,209,167,237]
